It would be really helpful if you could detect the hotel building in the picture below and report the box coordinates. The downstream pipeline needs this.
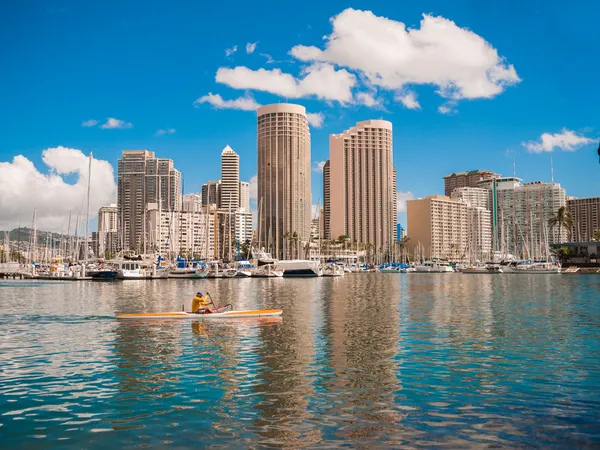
[220,146,240,210]
[326,120,397,255]
[444,170,499,197]
[257,103,311,259]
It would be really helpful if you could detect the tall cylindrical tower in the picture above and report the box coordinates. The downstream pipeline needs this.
[257,103,311,259]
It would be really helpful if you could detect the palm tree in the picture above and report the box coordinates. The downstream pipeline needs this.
[548,206,574,243]
[592,228,600,242]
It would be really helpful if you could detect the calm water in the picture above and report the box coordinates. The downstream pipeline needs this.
[1,274,599,448]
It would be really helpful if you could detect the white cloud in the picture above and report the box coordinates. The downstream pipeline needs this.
[225,45,238,57]
[307,112,325,128]
[100,118,132,129]
[260,53,275,64]
[82,119,98,127]
[397,191,415,213]
[355,91,379,107]
[248,174,258,200]
[522,129,594,153]
[215,63,356,103]
[0,147,117,232]
[194,93,261,111]
[395,90,420,110]
[156,128,176,136]
[246,42,257,54]
[290,8,519,107]
[312,160,327,173]
[438,103,457,115]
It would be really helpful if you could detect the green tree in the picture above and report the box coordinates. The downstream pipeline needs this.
[548,206,574,242]
[593,228,600,241]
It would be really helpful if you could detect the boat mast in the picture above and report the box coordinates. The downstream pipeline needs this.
[84,152,92,263]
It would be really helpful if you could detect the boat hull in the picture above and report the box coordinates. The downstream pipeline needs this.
[116,309,283,320]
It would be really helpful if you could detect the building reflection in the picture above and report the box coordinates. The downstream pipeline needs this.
[321,275,404,441]
[249,278,321,447]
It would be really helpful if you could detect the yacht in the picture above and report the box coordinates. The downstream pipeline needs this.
[277,259,323,277]
[514,261,561,274]
[250,249,283,277]
[168,259,208,279]
[414,260,454,273]
[117,261,146,279]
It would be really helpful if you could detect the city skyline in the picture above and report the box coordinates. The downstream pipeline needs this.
[1,1,599,232]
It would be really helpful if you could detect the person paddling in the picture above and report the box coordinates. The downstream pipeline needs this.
[192,292,211,313]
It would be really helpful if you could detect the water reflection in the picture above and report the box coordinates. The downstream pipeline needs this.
[0,275,599,448]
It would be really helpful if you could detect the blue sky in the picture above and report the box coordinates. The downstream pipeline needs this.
[1,0,599,231]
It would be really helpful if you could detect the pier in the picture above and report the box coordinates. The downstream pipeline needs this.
[0,263,33,279]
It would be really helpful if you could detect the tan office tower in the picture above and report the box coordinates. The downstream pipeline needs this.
[239,181,250,212]
[322,160,331,240]
[328,120,396,255]
[220,145,240,210]
[117,150,181,252]
[201,180,221,207]
[97,204,118,257]
[257,103,311,259]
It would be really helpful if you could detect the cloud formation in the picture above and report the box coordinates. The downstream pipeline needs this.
[396,191,415,213]
[156,128,176,136]
[194,93,261,111]
[395,91,420,110]
[0,147,117,232]
[307,112,325,128]
[225,45,237,57]
[522,129,593,153]
[100,118,132,129]
[246,42,257,54]
[312,160,327,173]
[82,119,98,127]
[355,92,379,107]
[215,63,356,103]
[291,8,519,107]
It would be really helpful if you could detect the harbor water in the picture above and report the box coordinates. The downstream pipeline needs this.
[1,274,599,448]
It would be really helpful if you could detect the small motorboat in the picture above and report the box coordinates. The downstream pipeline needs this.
[116,309,283,320]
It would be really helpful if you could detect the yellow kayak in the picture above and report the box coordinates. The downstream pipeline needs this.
[116,309,283,320]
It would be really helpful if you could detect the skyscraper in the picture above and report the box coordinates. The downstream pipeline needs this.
[117,150,181,252]
[327,120,396,255]
[322,160,331,240]
[97,204,118,257]
[257,103,311,259]
[568,197,600,242]
[239,181,250,212]
[220,146,239,210]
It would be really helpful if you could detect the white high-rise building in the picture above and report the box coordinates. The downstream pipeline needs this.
[257,104,311,259]
[451,187,491,210]
[97,204,118,257]
[147,205,215,258]
[220,146,240,210]
[479,178,567,258]
[239,181,250,212]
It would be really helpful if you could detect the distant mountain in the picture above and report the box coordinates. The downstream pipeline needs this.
[0,227,74,244]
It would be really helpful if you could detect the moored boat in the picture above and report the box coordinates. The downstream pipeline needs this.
[277,260,322,277]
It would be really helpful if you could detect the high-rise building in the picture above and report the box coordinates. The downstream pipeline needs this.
[327,120,396,256]
[239,181,250,212]
[486,180,567,258]
[220,146,240,210]
[182,193,203,212]
[257,103,311,259]
[322,160,331,240]
[201,180,221,207]
[407,195,470,261]
[97,204,118,257]
[444,170,500,197]
[117,150,181,252]
[450,187,491,210]
[568,197,600,242]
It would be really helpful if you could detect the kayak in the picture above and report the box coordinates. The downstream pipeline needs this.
[116,309,283,320]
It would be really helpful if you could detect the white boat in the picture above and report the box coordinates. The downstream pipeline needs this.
[277,259,322,277]
[168,267,208,279]
[514,262,561,274]
[380,265,402,273]
[414,260,454,273]
[251,264,284,277]
[461,265,489,274]
[323,263,344,277]
[234,261,253,277]
[222,268,238,278]
[116,309,283,320]
[117,261,146,279]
